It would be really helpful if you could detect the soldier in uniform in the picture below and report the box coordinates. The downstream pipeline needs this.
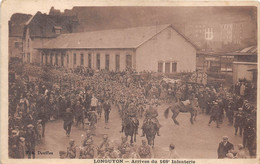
[138,140,152,158]
[63,108,74,137]
[243,116,256,154]
[37,107,48,137]
[109,143,120,158]
[59,151,67,159]
[121,147,132,158]
[141,104,161,137]
[9,130,19,158]
[74,101,84,126]
[118,136,130,157]
[208,101,221,128]
[79,139,95,159]
[96,101,102,118]
[83,129,93,147]
[98,134,110,157]
[103,100,111,124]
[226,99,235,125]
[234,108,244,136]
[25,124,36,159]
[122,103,139,134]
[66,139,77,158]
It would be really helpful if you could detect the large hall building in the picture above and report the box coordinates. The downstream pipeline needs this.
[34,24,197,73]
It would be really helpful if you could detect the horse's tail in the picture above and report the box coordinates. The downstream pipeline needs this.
[164,106,170,119]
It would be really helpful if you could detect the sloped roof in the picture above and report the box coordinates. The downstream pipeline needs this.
[227,45,257,56]
[26,11,78,38]
[37,24,197,49]
[9,13,32,37]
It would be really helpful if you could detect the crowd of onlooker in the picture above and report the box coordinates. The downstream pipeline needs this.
[8,63,257,159]
[230,80,257,102]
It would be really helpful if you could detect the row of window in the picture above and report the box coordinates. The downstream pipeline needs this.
[158,62,177,73]
[41,53,132,71]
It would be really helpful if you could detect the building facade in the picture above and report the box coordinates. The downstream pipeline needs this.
[37,25,197,73]
[183,20,256,52]
[22,11,79,64]
[9,13,32,60]
[196,45,257,74]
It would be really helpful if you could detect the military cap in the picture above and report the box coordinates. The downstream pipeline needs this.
[27,124,34,128]
[85,139,92,145]
[222,136,228,140]
[103,134,108,139]
[69,139,75,144]
[237,144,244,149]
[19,137,25,142]
[59,151,66,155]
[12,130,18,134]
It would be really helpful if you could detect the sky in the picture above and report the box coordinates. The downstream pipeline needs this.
[1,0,258,20]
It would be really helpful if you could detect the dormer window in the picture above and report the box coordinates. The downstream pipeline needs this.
[53,26,62,35]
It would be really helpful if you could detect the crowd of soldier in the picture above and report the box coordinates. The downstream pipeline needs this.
[8,65,257,159]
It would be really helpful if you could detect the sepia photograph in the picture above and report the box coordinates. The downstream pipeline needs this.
[1,1,259,163]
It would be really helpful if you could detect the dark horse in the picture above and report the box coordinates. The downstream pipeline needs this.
[143,119,157,148]
[164,101,197,125]
[124,116,139,144]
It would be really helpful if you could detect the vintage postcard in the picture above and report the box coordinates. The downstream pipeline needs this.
[1,0,259,164]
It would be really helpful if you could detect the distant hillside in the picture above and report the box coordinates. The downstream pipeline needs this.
[69,6,256,32]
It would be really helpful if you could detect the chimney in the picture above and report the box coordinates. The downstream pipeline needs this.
[53,26,62,35]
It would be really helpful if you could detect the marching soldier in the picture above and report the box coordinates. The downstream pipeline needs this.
[66,139,77,158]
[141,104,161,137]
[79,139,95,159]
[59,151,67,159]
[243,117,256,153]
[109,143,120,158]
[98,134,111,157]
[138,140,152,158]
[226,99,235,125]
[25,124,36,159]
[63,108,73,137]
[9,130,19,158]
[103,100,111,124]
[208,101,221,128]
[83,129,93,147]
[234,108,244,136]
[118,136,131,157]
[123,103,139,134]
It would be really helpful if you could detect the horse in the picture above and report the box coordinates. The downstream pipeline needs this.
[143,119,157,148]
[124,116,139,144]
[164,101,198,125]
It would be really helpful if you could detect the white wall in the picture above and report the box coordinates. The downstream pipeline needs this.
[136,26,196,73]
[232,62,257,83]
